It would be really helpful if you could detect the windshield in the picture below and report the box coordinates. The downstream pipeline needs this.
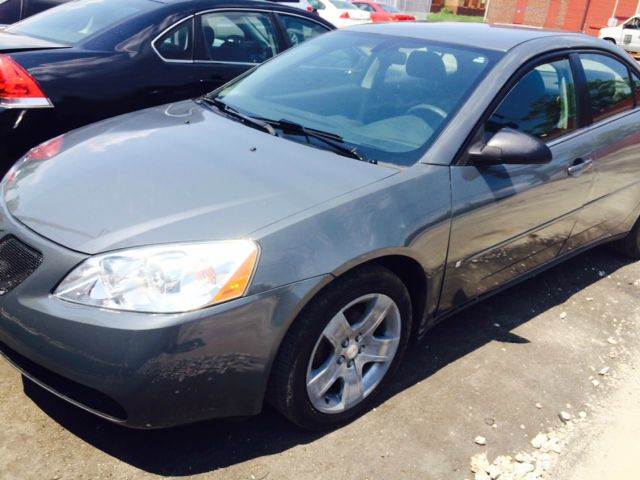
[6,0,153,44]
[380,4,401,12]
[331,0,359,9]
[213,31,500,166]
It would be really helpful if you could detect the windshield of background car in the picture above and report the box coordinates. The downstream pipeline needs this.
[215,31,500,166]
[6,0,153,44]
[331,0,359,8]
[380,4,401,13]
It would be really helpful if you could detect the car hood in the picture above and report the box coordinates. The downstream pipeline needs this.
[3,101,397,254]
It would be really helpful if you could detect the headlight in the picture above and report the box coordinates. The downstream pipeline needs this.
[54,240,259,313]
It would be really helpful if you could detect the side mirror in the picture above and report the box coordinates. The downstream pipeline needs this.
[468,128,552,166]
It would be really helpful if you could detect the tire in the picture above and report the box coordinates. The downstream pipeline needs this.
[267,265,412,430]
[613,218,640,259]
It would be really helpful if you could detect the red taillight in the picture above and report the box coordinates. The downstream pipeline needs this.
[26,135,64,161]
[0,55,51,108]
[307,5,314,11]
[340,11,350,18]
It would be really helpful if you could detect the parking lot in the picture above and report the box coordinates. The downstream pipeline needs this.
[1,245,638,480]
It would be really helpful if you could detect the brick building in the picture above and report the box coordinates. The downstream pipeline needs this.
[431,0,487,15]
[486,0,640,36]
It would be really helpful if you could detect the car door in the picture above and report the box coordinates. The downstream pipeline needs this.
[193,9,284,93]
[438,55,595,314]
[563,51,640,250]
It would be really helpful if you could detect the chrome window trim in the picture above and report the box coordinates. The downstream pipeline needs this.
[151,15,195,64]
[194,60,257,66]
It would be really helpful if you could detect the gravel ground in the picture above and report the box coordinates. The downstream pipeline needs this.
[0,245,639,480]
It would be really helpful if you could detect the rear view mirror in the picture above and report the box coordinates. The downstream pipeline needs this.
[469,128,552,166]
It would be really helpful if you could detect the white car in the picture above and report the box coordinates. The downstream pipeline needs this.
[599,16,640,53]
[308,0,371,28]
[267,0,315,12]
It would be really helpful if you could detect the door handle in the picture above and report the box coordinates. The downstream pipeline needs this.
[567,158,593,177]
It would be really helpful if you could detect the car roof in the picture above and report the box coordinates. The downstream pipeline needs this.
[152,0,333,25]
[348,21,589,52]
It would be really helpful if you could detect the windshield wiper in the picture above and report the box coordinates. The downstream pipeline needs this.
[200,97,276,136]
[261,118,374,164]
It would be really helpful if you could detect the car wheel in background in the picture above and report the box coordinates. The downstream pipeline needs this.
[267,265,412,430]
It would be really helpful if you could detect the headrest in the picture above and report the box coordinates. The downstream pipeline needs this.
[406,50,446,82]
[203,26,215,46]
[496,69,547,120]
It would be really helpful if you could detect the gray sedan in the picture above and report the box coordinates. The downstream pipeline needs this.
[1,22,640,430]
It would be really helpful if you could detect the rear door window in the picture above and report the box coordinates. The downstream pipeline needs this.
[486,59,577,142]
[199,11,279,64]
[278,14,330,47]
[579,53,633,123]
[155,19,193,61]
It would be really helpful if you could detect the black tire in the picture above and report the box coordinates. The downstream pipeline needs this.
[613,218,640,259]
[267,265,412,430]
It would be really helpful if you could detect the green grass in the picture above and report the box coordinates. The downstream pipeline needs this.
[427,11,484,23]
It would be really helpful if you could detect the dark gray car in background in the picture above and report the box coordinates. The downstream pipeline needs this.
[1,23,640,430]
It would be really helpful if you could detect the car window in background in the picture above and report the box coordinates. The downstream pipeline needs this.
[155,19,193,61]
[331,0,358,8]
[355,3,376,12]
[380,4,401,12]
[200,11,278,63]
[215,31,498,166]
[487,59,577,142]
[579,53,633,123]
[279,14,329,46]
[5,0,152,44]
[308,0,325,10]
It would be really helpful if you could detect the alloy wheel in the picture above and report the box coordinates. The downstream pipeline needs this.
[305,293,402,414]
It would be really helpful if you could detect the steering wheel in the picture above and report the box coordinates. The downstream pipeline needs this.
[407,104,448,129]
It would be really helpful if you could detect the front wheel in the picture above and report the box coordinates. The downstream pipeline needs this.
[267,265,412,430]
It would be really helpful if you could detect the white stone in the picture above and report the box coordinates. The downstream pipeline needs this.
[470,453,490,473]
[474,436,487,446]
[531,433,547,449]
[559,411,572,422]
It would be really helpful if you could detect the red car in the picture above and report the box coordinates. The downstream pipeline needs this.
[351,0,415,22]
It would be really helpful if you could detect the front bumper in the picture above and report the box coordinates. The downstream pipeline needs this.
[0,208,329,428]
